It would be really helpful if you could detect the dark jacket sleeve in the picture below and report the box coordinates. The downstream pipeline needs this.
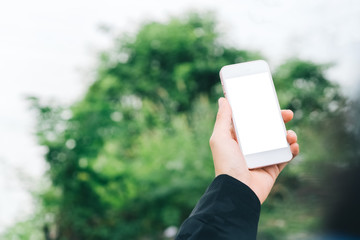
[176,174,261,240]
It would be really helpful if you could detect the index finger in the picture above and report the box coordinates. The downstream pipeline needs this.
[281,110,294,124]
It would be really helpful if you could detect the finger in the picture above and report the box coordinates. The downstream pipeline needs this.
[213,97,233,137]
[286,130,297,144]
[230,123,238,142]
[278,162,288,172]
[277,142,300,172]
[281,110,294,124]
[290,142,300,157]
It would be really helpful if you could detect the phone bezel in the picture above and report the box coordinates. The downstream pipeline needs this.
[219,60,292,169]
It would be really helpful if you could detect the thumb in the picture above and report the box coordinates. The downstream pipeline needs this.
[213,97,233,136]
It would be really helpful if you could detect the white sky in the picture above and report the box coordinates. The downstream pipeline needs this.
[0,0,359,233]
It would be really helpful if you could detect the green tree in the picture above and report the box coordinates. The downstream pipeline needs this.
[28,12,261,240]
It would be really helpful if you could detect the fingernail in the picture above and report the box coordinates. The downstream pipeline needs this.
[218,97,224,107]
[288,130,296,136]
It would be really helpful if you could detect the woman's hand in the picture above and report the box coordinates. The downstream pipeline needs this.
[209,97,299,203]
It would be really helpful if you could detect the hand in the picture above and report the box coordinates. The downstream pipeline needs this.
[209,97,299,204]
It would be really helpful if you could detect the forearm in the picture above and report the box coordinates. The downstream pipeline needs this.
[176,174,261,240]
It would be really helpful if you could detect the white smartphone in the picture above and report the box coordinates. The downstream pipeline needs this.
[219,60,292,169]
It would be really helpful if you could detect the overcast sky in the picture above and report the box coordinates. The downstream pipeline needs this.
[0,0,359,233]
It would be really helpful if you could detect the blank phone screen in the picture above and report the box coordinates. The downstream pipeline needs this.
[224,72,288,155]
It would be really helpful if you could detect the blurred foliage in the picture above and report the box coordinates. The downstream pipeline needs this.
[3,12,358,240]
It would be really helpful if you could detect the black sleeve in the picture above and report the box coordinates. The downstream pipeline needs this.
[176,174,261,240]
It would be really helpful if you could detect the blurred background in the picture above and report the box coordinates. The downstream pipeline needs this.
[1,0,359,239]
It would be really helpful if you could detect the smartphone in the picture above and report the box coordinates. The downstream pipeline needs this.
[219,60,292,169]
